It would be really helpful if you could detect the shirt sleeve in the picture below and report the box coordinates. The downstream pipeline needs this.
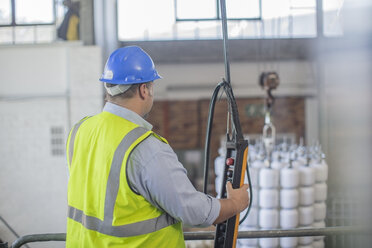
[126,136,221,227]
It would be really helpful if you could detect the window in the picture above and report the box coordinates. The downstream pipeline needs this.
[0,0,11,25]
[175,0,261,21]
[15,0,54,24]
[176,0,218,20]
[117,0,318,41]
[0,0,60,44]
[323,0,344,36]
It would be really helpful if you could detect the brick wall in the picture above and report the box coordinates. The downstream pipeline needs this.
[147,97,305,179]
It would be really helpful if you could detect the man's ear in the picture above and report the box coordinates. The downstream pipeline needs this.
[138,83,147,100]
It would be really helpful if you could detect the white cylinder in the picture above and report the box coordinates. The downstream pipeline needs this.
[280,189,299,209]
[259,209,279,228]
[251,187,259,207]
[314,183,327,202]
[259,189,279,208]
[313,221,326,240]
[237,240,258,247]
[299,206,314,226]
[280,209,299,228]
[313,239,325,248]
[248,166,260,187]
[280,237,298,248]
[280,167,300,188]
[252,159,265,168]
[259,168,279,188]
[299,187,315,206]
[214,156,225,198]
[298,235,314,245]
[314,202,327,221]
[272,151,280,160]
[292,159,305,168]
[299,166,315,186]
[271,160,284,170]
[237,226,258,246]
[281,152,290,162]
[259,237,279,248]
[311,161,328,182]
[240,207,258,227]
[298,245,313,248]
[214,156,225,177]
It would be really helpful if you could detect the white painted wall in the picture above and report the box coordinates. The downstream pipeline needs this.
[0,42,102,247]
[155,60,317,100]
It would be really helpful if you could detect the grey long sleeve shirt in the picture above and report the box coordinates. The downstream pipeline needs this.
[103,102,220,227]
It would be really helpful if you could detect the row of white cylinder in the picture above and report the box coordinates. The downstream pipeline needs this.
[240,206,326,231]
[238,163,328,247]
[215,146,329,248]
[238,210,326,247]
[254,165,328,189]
[214,154,329,195]
[237,228,326,248]
[257,184,328,209]
[252,205,327,229]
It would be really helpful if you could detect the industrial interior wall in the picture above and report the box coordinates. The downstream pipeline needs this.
[147,97,306,192]
[146,60,316,193]
[147,97,305,151]
[153,61,317,144]
[0,43,102,247]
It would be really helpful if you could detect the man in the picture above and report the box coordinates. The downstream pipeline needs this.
[57,0,80,41]
[66,46,249,247]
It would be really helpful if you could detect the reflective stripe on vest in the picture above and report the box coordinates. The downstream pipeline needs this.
[68,116,91,166]
[67,126,177,237]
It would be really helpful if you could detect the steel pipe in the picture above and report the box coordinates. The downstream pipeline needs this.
[184,226,371,240]
[10,226,371,247]
[11,233,66,248]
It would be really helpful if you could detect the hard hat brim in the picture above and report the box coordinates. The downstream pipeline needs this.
[99,74,162,85]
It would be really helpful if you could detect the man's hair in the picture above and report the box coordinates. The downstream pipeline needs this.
[105,83,142,101]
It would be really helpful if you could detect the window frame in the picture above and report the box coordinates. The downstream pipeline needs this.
[0,0,56,28]
[117,0,345,43]
[117,0,323,42]
[174,0,262,22]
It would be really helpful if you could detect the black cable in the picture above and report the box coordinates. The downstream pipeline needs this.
[223,82,243,140]
[203,81,225,194]
[203,82,253,226]
[224,82,253,225]
[0,215,31,248]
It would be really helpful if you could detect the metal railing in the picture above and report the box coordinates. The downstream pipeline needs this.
[4,226,371,248]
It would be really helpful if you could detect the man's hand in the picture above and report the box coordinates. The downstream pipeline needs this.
[226,181,249,213]
[213,182,250,224]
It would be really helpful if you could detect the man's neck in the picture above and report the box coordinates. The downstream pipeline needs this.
[108,100,144,118]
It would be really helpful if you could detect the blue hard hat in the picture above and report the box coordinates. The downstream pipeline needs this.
[99,46,162,85]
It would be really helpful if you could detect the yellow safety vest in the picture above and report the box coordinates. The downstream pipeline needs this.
[66,111,185,247]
